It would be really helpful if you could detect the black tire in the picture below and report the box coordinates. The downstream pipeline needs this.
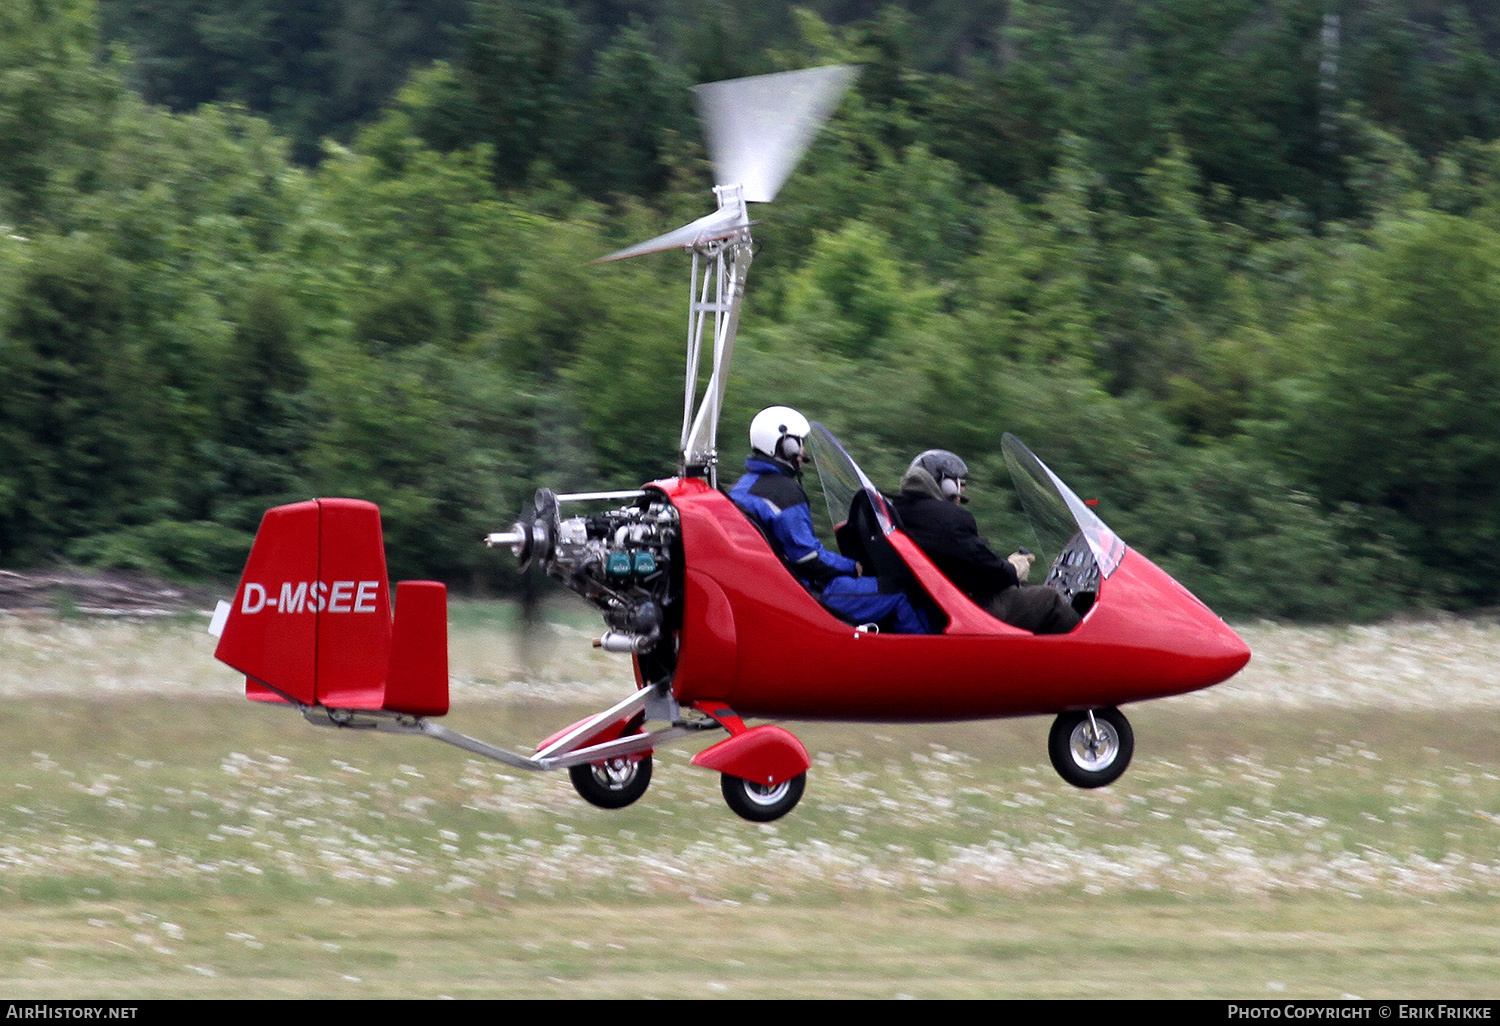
[1048,707,1133,788]
[569,755,652,809]
[720,772,806,822]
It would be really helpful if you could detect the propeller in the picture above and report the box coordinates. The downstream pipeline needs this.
[694,63,860,203]
[590,204,749,264]
[506,489,559,676]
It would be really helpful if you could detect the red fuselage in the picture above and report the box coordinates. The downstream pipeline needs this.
[659,477,1251,721]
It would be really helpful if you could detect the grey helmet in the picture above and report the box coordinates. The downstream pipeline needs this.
[911,449,969,502]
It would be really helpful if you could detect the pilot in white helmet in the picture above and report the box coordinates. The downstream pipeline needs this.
[729,407,928,634]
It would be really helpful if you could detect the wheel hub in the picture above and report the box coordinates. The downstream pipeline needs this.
[595,759,637,789]
[1069,721,1118,771]
[743,780,791,806]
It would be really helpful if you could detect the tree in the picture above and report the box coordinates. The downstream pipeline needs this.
[101,0,470,161]
[1272,210,1500,605]
[0,0,122,225]
[570,21,687,199]
[410,0,581,188]
[782,220,936,359]
[0,234,161,561]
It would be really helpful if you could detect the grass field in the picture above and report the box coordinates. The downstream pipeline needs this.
[2,608,1499,998]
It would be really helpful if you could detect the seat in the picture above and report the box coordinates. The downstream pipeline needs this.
[835,491,948,634]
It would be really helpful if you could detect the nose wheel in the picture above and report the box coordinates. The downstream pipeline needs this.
[1049,707,1133,788]
[569,755,653,809]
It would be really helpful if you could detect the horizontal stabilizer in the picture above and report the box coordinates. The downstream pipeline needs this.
[215,498,449,717]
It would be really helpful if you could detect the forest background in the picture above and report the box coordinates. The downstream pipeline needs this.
[4,0,1500,622]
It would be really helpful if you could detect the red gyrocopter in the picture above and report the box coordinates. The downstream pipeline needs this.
[211,66,1250,822]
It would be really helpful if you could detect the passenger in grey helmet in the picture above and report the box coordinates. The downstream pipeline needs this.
[890,450,1081,635]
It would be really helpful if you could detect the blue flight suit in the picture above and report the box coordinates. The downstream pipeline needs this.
[729,455,928,634]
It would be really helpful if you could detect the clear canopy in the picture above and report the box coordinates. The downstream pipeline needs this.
[1000,433,1123,578]
[806,422,893,535]
[806,423,1123,590]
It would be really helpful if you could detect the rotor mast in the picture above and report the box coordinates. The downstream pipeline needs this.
[592,64,858,486]
[680,185,753,484]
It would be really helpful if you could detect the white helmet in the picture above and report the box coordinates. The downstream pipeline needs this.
[750,406,811,462]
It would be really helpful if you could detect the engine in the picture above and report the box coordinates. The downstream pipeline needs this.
[489,489,680,657]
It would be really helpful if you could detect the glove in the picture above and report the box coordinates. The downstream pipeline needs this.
[1007,550,1034,583]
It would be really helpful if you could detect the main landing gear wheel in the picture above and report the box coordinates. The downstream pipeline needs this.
[569,755,652,809]
[721,772,806,822]
[1049,707,1133,788]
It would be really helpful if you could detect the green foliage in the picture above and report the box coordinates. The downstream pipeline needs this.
[0,233,151,560]
[7,0,1500,621]
[570,21,689,199]
[100,0,471,161]
[1104,445,1419,623]
[1272,210,1500,606]
[491,222,683,486]
[409,0,581,188]
[782,221,936,357]
[0,0,122,224]
[303,340,527,584]
[311,135,534,350]
[68,519,253,579]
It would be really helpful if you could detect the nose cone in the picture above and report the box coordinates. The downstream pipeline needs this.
[1186,603,1253,686]
[1093,548,1251,697]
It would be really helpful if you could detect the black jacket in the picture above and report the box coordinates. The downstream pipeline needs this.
[889,468,1018,606]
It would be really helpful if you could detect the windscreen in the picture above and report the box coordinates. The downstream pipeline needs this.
[806,423,894,535]
[1001,433,1124,578]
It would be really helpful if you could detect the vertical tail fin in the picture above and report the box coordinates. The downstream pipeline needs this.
[217,499,326,705]
[214,498,449,716]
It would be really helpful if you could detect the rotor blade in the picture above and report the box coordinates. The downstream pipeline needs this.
[590,204,749,264]
[693,64,859,203]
